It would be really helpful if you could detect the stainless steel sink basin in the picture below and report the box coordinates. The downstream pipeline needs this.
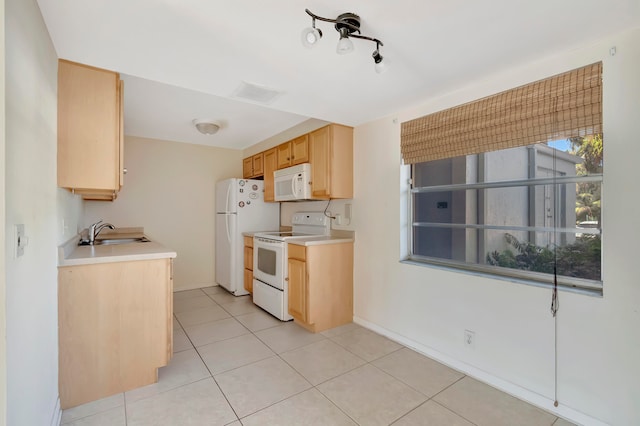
[95,237,151,245]
[79,237,151,246]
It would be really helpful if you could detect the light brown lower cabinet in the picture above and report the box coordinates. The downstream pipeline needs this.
[58,258,173,409]
[287,242,353,333]
[244,236,254,293]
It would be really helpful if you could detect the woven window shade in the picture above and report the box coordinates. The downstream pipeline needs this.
[401,62,602,164]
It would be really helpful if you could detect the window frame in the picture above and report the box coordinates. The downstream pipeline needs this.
[405,154,603,296]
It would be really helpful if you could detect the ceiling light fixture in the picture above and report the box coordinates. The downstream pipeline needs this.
[302,9,387,73]
[192,119,221,135]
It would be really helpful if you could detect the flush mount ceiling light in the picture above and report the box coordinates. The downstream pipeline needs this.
[192,119,221,135]
[301,9,387,73]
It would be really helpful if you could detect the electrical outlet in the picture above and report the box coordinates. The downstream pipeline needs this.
[345,203,352,221]
[464,329,475,349]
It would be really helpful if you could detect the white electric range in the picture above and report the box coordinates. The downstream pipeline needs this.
[252,212,330,320]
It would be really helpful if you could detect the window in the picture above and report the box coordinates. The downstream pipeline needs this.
[401,63,603,294]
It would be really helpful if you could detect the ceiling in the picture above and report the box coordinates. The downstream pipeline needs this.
[36,0,639,150]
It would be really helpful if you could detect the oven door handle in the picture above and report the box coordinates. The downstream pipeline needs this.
[255,238,282,247]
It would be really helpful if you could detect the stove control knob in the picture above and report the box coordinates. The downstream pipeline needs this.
[239,201,245,208]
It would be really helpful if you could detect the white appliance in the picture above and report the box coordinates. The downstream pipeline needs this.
[253,212,330,320]
[274,163,312,201]
[215,178,280,296]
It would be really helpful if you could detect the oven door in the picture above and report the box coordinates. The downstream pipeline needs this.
[253,237,285,290]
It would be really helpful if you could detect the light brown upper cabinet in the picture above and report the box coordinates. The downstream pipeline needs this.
[277,135,309,169]
[263,147,278,202]
[242,152,264,178]
[309,124,353,199]
[58,59,124,201]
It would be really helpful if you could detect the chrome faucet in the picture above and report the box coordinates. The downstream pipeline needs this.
[89,220,115,244]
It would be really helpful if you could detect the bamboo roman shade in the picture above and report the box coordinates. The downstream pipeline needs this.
[401,62,602,164]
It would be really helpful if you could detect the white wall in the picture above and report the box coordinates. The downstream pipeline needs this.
[352,27,640,425]
[84,136,242,291]
[5,0,84,424]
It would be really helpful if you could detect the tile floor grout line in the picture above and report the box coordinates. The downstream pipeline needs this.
[217,319,314,422]
[181,295,312,423]
[170,313,245,422]
[429,374,467,401]
[430,399,481,426]
[424,374,487,425]
[123,392,129,426]
[196,356,243,422]
[311,380,363,425]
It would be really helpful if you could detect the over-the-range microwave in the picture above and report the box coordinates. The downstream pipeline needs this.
[274,163,312,201]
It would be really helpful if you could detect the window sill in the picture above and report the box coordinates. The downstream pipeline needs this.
[399,258,603,298]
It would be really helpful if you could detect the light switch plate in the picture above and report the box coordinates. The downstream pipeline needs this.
[15,224,25,258]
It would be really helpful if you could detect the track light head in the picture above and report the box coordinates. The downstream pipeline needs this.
[336,27,354,55]
[372,43,388,74]
[301,18,322,48]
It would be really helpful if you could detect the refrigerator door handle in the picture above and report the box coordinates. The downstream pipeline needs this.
[226,214,232,243]
[226,181,232,212]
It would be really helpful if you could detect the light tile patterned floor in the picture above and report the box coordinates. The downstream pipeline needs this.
[61,286,575,426]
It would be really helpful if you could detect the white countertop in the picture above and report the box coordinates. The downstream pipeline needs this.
[58,229,177,267]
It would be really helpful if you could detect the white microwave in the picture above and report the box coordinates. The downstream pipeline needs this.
[274,163,312,201]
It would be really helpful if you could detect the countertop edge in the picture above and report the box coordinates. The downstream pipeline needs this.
[288,237,354,246]
[59,249,177,267]
[58,232,177,267]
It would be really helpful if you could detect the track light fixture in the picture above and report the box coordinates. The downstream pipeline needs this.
[301,9,387,73]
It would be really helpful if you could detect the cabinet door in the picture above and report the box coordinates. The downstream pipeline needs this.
[167,259,174,360]
[263,148,277,202]
[244,268,253,293]
[291,135,309,165]
[58,259,171,408]
[287,258,307,322]
[252,153,264,177]
[58,59,121,192]
[276,142,291,169]
[309,126,331,199]
[118,80,125,189]
[244,246,253,270]
[243,157,253,178]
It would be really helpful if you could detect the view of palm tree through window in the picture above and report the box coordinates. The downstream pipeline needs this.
[411,135,603,289]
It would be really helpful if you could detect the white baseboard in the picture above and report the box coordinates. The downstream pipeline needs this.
[50,396,61,426]
[353,316,608,426]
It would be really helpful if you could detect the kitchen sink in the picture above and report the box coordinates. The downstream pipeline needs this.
[79,237,151,246]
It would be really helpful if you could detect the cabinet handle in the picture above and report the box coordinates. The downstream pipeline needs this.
[285,277,289,281]
[123,168,128,174]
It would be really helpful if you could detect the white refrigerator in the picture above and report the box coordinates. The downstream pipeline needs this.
[215,178,280,296]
